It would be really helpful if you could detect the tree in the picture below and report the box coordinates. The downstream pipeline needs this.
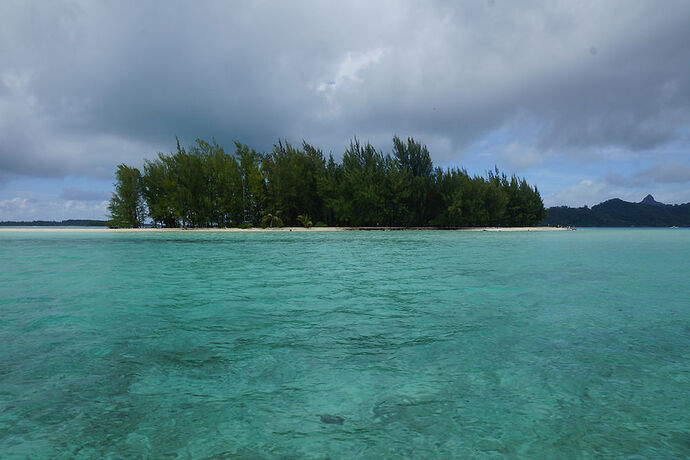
[142,154,178,228]
[194,138,242,227]
[340,139,388,226]
[108,164,145,228]
[297,214,313,228]
[392,136,435,226]
[235,142,266,226]
[261,210,284,228]
[262,141,325,225]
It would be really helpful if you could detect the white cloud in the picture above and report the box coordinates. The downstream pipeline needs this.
[318,48,386,92]
[543,176,690,208]
[0,196,108,221]
[316,48,386,119]
[544,179,607,207]
[499,142,546,170]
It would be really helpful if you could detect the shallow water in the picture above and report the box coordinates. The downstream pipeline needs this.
[1,229,688,458]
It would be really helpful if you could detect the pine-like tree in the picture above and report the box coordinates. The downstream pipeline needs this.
[108,164,145,228]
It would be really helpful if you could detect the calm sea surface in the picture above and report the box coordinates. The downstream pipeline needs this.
[1,229,688,458]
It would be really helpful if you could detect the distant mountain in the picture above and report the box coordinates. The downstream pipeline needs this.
[0,219,108,227]
[541,195,690,227]
[640,194,664,206]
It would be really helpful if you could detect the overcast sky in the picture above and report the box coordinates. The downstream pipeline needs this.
[2,0,690,220]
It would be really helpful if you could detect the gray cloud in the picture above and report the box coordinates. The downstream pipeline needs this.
[606,160,690,187]
[1,0,690,180]
[60,187,111,201]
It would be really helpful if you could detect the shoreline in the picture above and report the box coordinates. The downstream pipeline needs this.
[0,226,573,233]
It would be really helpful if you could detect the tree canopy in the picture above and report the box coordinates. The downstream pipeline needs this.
[108,164,145,228]
[108,136,547,228]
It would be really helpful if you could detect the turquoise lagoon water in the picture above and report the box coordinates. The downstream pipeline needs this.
[0,229,688,458]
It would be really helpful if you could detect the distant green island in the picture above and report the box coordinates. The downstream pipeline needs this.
[108,136,547,229]
[0,219,108,227]
[542,195,690,227]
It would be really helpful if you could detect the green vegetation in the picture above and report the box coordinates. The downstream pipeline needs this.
[107,164,145,228]
[108,136,547,228]
[297,214,313,228]
[261,211,284,228]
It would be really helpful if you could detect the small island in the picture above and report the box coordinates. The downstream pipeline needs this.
[108,136,547,229]
[542,195,690,227]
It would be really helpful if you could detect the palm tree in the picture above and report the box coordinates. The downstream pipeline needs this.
[261,210,283,228]
[297,214,313,228]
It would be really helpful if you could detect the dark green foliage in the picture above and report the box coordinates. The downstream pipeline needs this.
[542,196,690,227]
[297,214,313,228]
[141,139,264,228]
[128,136,547,228]
[339,139,389,226]
[234,142,265,225]
[392,136,434,226]
[108,164,145,228]
[261,211,284,228]
[262,141,324,225]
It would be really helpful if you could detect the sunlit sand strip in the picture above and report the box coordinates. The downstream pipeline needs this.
[0,226,573,232]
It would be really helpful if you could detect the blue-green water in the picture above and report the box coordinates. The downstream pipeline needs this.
[1,229,688,458]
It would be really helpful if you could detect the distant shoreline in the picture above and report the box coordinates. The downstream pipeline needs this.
[0,226,572,233]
